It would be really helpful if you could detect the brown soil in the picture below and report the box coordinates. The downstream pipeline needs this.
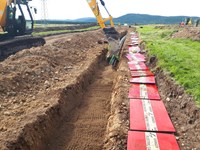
[0,27,130,150]
[172,26,200,41]
[103,30,135,150]
[2,24,199,150]
[45,62,114,150]
[0,29,106,149]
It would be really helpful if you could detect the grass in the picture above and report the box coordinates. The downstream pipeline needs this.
[33,26,100,36]
[138,25,200,104]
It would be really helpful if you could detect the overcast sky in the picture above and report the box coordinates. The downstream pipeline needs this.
[29,0,200,20]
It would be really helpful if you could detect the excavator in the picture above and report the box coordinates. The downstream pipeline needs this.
[0,0,125,65]
[0,0,45,59]
[86,0,126,66]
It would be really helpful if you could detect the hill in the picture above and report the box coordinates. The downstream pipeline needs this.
[35,14,199,25]
[72,14,200,25]
[72,17,96,22]
[114,14,199,24]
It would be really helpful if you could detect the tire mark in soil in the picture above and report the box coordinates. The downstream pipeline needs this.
[45,64,114,150]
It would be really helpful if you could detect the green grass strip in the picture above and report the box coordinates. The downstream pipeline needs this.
[138,25,200,104]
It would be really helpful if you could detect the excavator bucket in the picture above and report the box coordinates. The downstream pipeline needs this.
[103,27,126,67]
[86,0,127,66]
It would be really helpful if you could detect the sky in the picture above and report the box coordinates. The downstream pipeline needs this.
[29,0,200,20]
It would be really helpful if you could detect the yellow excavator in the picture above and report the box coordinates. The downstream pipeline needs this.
[86,0,118,37]
[86,0,126,66]
[0,0,45,59]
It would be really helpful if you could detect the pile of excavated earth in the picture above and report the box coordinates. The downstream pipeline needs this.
[172,26,200,41]
[0,26,200,150]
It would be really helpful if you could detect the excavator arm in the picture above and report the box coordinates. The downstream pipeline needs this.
[86,0,125,67]
[86,0,114,29]
[86,0,119,39]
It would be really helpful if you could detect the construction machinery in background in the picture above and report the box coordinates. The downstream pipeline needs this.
[86,0,126,67]
[0,0,45,59]
[184,17,200,27]
[185,18,192,26]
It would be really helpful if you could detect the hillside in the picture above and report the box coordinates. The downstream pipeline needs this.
[71,13,200,25]
[34,14,199,25]
[114,14,199,24]
[72,17,96,22]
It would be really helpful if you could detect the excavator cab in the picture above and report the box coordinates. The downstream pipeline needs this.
[0,0,45,60]
[4,0,34,36]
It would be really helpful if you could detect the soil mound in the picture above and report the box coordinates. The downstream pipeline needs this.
[172,27,200,41]
[0,30,106,149]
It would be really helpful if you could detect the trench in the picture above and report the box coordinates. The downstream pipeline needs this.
[3,30,127,150]
[5,48,109,150]
[5,47,118,150]
[44,62,115,150]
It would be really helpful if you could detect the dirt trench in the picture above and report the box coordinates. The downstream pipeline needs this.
[44,63,114,150]
[0,28,129,150]
[0,30,107,149]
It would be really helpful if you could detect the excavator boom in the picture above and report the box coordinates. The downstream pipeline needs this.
[86,0,126,67]
[86,0,114,29]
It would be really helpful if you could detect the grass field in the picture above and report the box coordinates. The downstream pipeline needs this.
[138,25,200,104]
